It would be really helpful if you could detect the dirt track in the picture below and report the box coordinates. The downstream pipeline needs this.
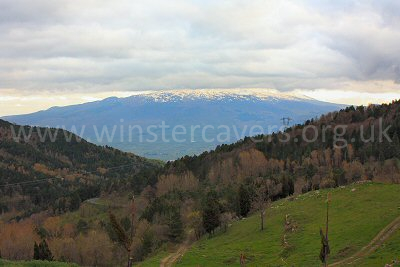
[331,215,400,266]
[158,215,400,267]
[160,239,191,267]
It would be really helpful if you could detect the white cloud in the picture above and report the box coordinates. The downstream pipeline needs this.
[0,0,399,106]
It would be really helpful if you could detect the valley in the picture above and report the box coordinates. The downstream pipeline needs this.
[3,89,343,161]
[1,1,399,266]
[1,100,400,266]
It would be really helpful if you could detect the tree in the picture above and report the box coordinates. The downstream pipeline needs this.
[0,220,38,260]
[109,211,132,264]
[219,212,234,232]
[33,242,39,260]
[187,211,204,240]
[202,191,220,235]
[167,211,183,242]
[253,180,269,231]
[34,239,53,261]
[69,192,81,211]
[238,184,251,217]
[142,230,154,256]
[109,195,136,267]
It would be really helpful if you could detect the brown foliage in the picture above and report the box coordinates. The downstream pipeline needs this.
[0,219,39,260]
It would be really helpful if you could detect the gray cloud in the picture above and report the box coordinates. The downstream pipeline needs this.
[0,0,400,94]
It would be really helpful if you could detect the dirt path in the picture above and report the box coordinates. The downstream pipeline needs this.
[331,215,400,266]
[160,239,191,267]
[159,215,400,267]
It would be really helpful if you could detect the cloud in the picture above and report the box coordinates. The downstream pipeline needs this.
[0,0,399,95]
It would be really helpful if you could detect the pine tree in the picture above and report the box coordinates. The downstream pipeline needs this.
[141,231,153,257]
[202,191,220,235]
[33,242,39,260]
[41,239,53,261]
[168,211,183,242]
[34,240,53,261]
[238,184,251,217]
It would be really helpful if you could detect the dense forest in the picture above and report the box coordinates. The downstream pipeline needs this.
[1,100,400,266]
[0,119,162,217]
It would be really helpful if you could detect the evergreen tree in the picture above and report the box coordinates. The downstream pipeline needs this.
[202,191,220,235]
[141,231,153,257]
[168,211,183,242]
[41,239,53,261]
[69,192,81,211]
[33,242,39,260]
[238,184,251,217]
[34,240,53,261]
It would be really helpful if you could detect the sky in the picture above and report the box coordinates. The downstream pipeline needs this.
[1,0,400,116]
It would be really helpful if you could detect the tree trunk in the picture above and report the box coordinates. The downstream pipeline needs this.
[260,210,265,231]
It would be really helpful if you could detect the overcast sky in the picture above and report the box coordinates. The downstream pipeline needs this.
[1,0,400,115]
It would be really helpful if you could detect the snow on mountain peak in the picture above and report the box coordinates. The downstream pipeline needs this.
[129,89,313,102]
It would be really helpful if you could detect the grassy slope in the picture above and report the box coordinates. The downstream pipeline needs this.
[358,229,400,266]
[0,260,78,267]
[139,250,169,267]
[166,182,400,266]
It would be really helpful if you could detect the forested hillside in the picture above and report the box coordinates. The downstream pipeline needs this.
[0,119,161,218]
[1,100,400,266]
[139,100,400,256]
[134,100,400,266]
[157,100,400,197]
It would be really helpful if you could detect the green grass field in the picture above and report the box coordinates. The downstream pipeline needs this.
[138,250,169,267]
[358,229,400,266]
[0,260,78,267]
[149,182,400,267]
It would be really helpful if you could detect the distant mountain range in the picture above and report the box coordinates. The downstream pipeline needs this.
[3,89,344,160]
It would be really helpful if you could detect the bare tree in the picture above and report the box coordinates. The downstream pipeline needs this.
[109,194,136,267]
[253,178,270,231]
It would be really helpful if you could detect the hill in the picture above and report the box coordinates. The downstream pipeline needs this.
[0,119,161,218]
[1,100,400,266]
[156,100,400,197]
[2,89,343,160]
[136,100,400,265]
[142,182,400,266]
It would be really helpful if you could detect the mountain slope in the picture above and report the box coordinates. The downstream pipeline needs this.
[142,183,400,266]
[156,100,400,197]
[3,89,344,160]
[136,101,400,266]
[0,119,161,218]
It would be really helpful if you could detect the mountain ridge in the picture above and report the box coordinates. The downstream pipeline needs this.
[3,89,345,160]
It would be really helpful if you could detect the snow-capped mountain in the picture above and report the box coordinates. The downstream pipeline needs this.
[134,89,312,102]
[3,89,344,160]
